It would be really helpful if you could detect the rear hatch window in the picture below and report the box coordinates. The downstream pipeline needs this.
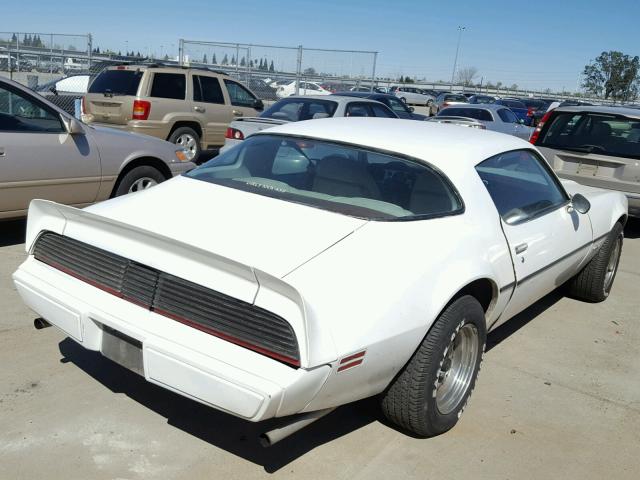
[88,69,142,96]
[538,111,640,160]
[440,108,492,121]
[85,69,143,124]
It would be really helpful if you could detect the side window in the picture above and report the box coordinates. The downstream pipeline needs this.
[306,83,319,91]
[0,85,64,133]
[345,103,372,117]
[387,97,409,115]
[150,73,185,100]
[498,108,518,123]
[370,103,396,118]
[475,150,568,225]
[193,75,224,104]
[224,79,256,107]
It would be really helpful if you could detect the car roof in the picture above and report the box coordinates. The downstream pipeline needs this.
[257,117,530,180]
[105,64,230,76]
[553,105,640,118]
[441,103,502,111]
[332,92,392,99]
[286,95,387,105]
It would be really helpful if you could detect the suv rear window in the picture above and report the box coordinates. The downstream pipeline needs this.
[88,69,142,96]
[537,111,640,159]
[150,73,186,100]
[186,134,463,220]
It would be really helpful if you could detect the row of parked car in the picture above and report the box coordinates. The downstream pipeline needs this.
[1,61,638,221]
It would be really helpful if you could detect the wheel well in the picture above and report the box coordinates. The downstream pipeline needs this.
[451,279,495,314]
[617,214,628,228]
[111,157,172,198]
[167,121,202,141]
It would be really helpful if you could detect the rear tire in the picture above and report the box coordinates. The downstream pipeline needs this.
[565,222,623,302]
[168,126,201,162]
[400,97,407,104]
[114,165,165,197]
[380,295,486,437]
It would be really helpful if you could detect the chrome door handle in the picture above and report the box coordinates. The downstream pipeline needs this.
[0,147,5,157]
[232,110,243,117]
[193,106,205,113]
[515,243,528,254]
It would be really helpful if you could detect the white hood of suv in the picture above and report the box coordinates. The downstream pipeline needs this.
[85,176,367,278]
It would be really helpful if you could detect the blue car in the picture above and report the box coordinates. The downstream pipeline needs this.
[494,99,532,125]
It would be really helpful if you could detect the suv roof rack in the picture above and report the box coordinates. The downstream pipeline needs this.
[111,61,228,75]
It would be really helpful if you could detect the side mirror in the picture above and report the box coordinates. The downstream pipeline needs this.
[571,193,591,214]
[253,99,264,111]
[517,118,526,125]
[49,85,59,96]
[409,106,415,112]
[62,116,85,135]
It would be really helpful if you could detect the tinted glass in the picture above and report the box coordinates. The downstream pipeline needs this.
[444,94,468,102]
[501,100,526,109]
[386,96,411,115]
[0,85,64,132]
[193,75,224,104]
[346,103,372,117]
[497,108,518,123]
[440,107,492,121]
[186,134,463,220]
[476,150,567,224]
[261,99,338,121]
[150,73,186,100]
[471,95,495,104]
[370,103,396,118]
[88,69,142,96]
[224,79,256,107]
[538,112,640,159]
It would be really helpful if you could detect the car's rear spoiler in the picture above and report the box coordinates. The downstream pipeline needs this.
[427,116,486,129]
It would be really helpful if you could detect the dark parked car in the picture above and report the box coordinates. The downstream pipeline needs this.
[494,98,532,125]
[333,91,427,120]
[468,94,496,104]
[519,98,554,126]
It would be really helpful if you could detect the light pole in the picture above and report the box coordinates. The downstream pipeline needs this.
[450,26,466,86]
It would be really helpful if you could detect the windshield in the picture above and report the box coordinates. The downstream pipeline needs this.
[260,98,338,121]
[185,134,463,220]
[88,69,143,96]
[538,111,640,159]
[445,94,467,102]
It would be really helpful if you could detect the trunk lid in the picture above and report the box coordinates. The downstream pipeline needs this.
[83,67,144,125]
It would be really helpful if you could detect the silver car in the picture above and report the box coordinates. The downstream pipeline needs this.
[221,95,398,152]
[428,104,534,140]
[391,86,435,107]
[532,105,640,217]
[0,77,195,220]
[433,93,469,115]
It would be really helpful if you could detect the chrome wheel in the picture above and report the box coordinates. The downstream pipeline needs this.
[604,236,622,292]
[175,133,198,161]
[435,323,479,415]
[128,177,158,193]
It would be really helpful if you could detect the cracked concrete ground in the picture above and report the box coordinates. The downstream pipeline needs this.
[1,218,639,479]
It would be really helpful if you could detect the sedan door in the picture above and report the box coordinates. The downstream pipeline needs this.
[0,82,101,218]
[475,149,592,324]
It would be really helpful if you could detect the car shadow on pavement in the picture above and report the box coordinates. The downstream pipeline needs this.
[624,217,640,239]
[57,338,379,473]
[0,219,26,247]
[486,289,564,352]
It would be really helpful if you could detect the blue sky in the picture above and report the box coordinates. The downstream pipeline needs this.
[4,0,640,91]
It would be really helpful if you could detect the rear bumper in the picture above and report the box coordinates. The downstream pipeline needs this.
[87,120,171,141]
[13,257,331,421]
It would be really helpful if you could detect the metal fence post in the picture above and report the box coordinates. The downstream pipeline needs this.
[295,45,302,95]
[371,51,378,92]
[247,45,252,84]
[87,33,92,70]
[235,43,240,75]
[178,39,184,66]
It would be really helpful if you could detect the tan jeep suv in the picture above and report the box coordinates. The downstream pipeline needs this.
[82,64,264,161]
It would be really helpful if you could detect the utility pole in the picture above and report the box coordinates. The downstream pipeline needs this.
[450,26,466,87]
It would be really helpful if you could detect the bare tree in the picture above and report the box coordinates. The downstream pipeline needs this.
[456,66,478,86]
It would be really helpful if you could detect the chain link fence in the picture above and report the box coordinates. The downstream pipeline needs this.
[179,39,378,101]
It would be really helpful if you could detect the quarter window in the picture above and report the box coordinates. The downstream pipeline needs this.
[370,103,396,118]
[150,73,186,100]
[497,108,518,123]
[193,75,225,104]
[475,150,568,224]
[0,85,64,133]
[346,103,372,117]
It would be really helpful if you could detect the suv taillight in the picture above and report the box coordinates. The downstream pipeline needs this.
[225,127,244,140]
[529,110,553,144]
[81,96,86,114]
[132,100,151,120]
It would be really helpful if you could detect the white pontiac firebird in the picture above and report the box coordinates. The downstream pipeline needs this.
[13,118,627,444]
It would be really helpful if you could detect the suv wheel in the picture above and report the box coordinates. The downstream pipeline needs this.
[169,127,201,162]
[114,165,165,197]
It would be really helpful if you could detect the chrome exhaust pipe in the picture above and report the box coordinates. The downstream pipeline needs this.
[260,408,335,447]
[33,318,51,330]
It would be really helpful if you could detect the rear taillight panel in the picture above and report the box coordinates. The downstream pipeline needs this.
[132,100,151,120]
[225,127,244,140]
[529,110,553,144]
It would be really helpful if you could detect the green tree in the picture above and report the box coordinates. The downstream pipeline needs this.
[11,33,17,43]
[269,60,275,72]
[582,51,640,101]
[212,53,217,64]
[231,55,236,65]
[399,75,404,83]
[222,54,228,65]
[240,56,246,67]
[510,84,518,90]
[164,54,169,61]
[203,53,208,64]
[259,58,264,69]
[303,67,316,75]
